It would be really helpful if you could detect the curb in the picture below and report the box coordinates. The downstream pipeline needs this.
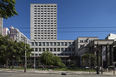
[0,69,116,76]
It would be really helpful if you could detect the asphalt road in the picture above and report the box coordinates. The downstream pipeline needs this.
[0,73,116,77]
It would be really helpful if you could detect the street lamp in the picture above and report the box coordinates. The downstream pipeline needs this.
[67,59,71,68]
[21,36,27,72]
[33,39,36,72]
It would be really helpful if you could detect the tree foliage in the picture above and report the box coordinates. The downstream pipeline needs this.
[40,51,65,67]
[0,0,18,19]
[0,35,33,67]
[82,53,97,66]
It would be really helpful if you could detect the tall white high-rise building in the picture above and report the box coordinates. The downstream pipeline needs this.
[30,4,76,58]
[30,4,57,40]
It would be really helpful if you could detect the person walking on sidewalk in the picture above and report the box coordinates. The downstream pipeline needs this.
[42,65,45,71]
[12,65,14,70]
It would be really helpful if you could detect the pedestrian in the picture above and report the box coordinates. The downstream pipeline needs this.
[42,65,45,71]
[12,65,14,70]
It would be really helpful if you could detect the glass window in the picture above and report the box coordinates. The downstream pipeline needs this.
[46,42,49,46]
[50,48,52,51]
[57,42,60,46]
[39,48,41,51]
[65,42,67,46]
[35,48,38,51]
[43,48,45,51]
[35,42,38,46]
[35,54,38,56]
[39,42,41,46]
[54,42,56,46]
[54,48,56,51]
[80,40,83,43]
[69,42,71,45]
[50,42,53,46]
[61,48,64,51]
[65,48,67,51]
[43,42,45,46]
[61,42,64,46]
[58,48,60,51]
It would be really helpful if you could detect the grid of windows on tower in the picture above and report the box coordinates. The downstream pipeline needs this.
[32,4,57,40]
[31,42,75,46]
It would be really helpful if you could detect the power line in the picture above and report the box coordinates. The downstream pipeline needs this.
[19,31,116,33]
[11,27,116,29]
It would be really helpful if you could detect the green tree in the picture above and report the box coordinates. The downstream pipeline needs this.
[0,35,15,68]
[0,0,18,19]
[14,41,33,62]
[40,51,54,65]
[40,51,65,67]
[0,35,33,68]
[82,53,97,66]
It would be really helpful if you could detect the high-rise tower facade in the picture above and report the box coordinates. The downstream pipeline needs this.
[30,4,57,40]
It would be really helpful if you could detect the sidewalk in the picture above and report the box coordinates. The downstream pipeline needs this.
[0,69,115,76]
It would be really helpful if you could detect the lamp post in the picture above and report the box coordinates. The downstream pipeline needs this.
[67,59,71,68]
[33,39,36,72]
[113,62,116,75]
[25,38,27,72]
[21,36,27,72]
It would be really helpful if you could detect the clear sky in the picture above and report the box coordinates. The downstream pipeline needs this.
[3,0,116,40]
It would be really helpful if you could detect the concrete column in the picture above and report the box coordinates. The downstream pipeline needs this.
[111,45,114,65]
[101,45,103,74]
[106,45,110,67]
[97,50,100,74]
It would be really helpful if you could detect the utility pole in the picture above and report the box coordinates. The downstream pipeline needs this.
[33,39,36,72]
[24,38,26,72]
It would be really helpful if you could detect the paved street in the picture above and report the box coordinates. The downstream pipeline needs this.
[0,73,116,77]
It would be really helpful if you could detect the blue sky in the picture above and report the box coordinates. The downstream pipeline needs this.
[3,0,116,40]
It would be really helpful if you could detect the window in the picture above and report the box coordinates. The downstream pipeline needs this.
[43,48,45,51]
[65,48,67,51]
[69,42,71,45]
[80,40,83,43]
[50,42,53,46]
[46,42,49,46]
[65,42,67,46]
[31,42,34,46]
[69,48,71,51]
[35,54,38,56]
[50,48,52,51]
[39,48,41,51]
[80,45,84,48]
[39,42,41,46]
[61,48,64,51]
[54,42,56,46]
[89,40,92,42]
[58,48,60,51]
[57,42,60,46]
[61,42,64,46]
[43,42,45,46]
[35,48,38,51]
[35,42,38,46]
[54,48,56,51]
